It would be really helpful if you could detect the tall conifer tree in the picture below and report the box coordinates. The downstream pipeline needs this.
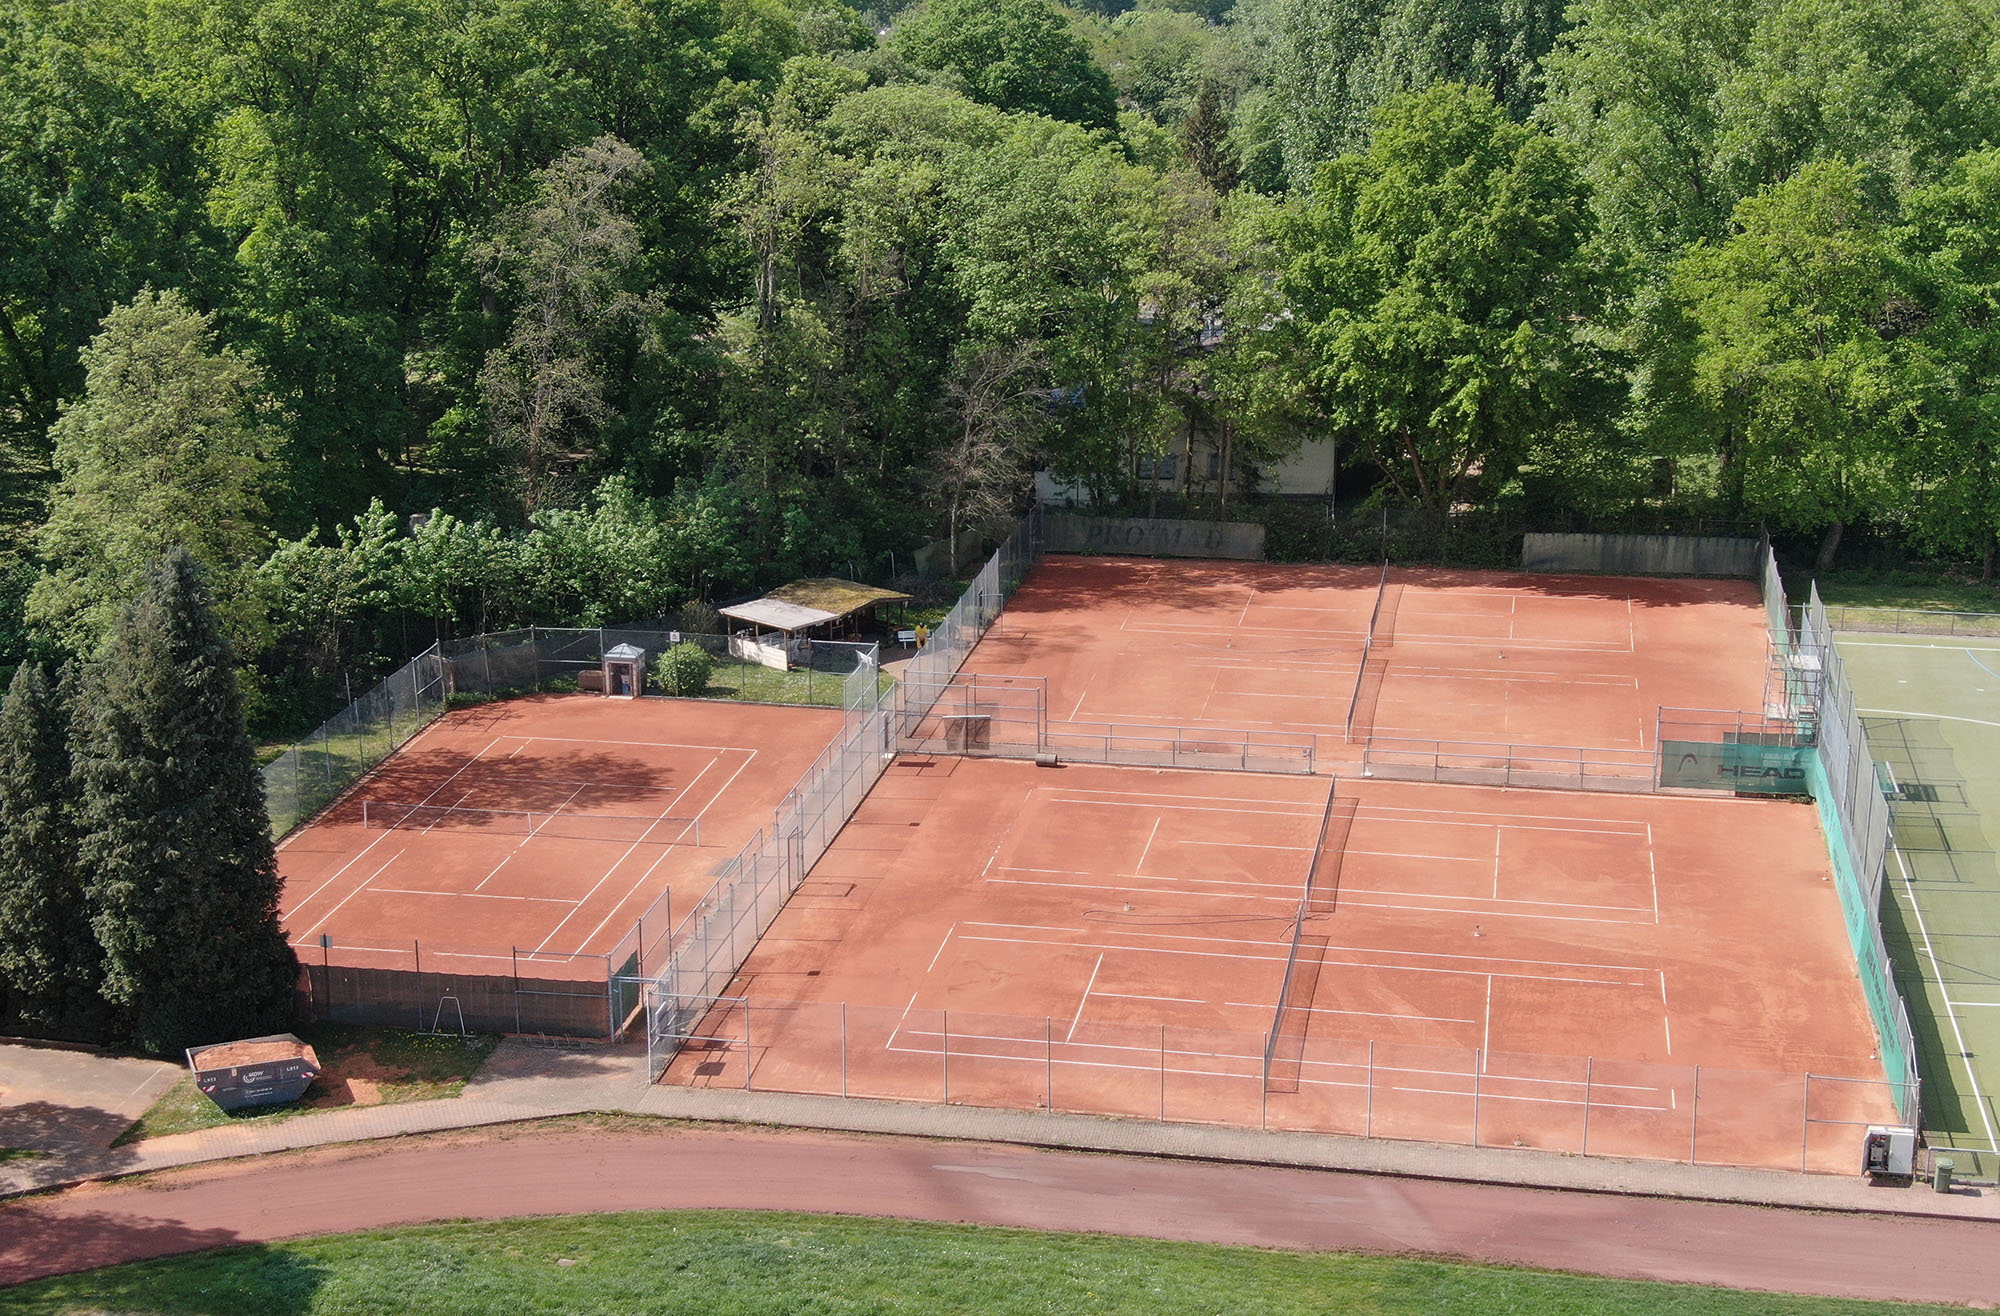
[77,550,296,1054]
[0,662,105,1039]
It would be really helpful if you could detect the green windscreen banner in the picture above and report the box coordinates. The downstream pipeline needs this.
[1658,740,1814,794]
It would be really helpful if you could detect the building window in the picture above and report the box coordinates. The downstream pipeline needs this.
[1136,454,1178,481]
[1208,451,1222,478]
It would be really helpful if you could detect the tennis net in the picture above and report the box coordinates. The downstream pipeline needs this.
[1344,560,1392,741]
[361,800,701,846]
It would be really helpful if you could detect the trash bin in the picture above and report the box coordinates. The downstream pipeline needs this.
[1933,1156,1955,1194]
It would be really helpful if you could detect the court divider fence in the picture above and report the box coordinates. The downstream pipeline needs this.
[641,994,1909,1175]
[1362,736,1658,792]
[1798,582,1921,1122]
[634,511,1044,1070]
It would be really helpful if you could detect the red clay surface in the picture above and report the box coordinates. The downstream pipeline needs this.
[279,696,842,979]
[4,1126,1996,1305]
[964,557,1771,765]
[669,758,1894,1173]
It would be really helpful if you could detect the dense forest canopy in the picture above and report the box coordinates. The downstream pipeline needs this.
[4,0,2000,734]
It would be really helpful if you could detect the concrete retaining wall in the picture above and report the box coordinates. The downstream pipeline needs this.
[1521,532,1760,577]
[1046,514,1265,560]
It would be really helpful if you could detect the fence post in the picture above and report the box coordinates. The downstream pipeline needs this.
[1366,1041,1375,1137]
[1582,1057,1592,1155]
[1802,1074,1812,1172]
[745,1002,753,1092]
[1159,1025,1167,1121]
[841,1002,848,1098]
[412,940,424,1030]
[1045,1016,1053,1109]
[512,948,522,1035]
[942,1009,949,1103]
[1690,1066,1700,1164]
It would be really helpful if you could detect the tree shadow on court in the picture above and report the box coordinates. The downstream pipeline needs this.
[325,743,685,820]
[1006,558,1384,617]
[1392,564,1749,608]
[1,1205,327,1308]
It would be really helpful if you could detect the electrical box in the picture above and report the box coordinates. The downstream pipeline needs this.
[1862,1125,1917,1178]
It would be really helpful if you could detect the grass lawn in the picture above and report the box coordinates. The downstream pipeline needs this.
[1809,573,2000,616]
[0,1209,1964,1316]
[112,1025,497,1145]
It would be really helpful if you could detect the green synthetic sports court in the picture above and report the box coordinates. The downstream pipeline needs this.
[1836,630,2000,1173]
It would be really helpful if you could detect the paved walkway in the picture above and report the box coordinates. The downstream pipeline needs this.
[4,1039,1995,1223]
[10,1125,2000,1303]
[0,1042,179,1163]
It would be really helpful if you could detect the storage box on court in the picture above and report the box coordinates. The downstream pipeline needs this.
[603,643,647,698]
[186,1033,322,1111]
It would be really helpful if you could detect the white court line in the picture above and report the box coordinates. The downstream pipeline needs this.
[284,735,505,923]
[1182,839,1317,853]
[294,849,408,938]
[1661,971,1672,1055]
[1894,844,1998,1150]
[1335,886,1653,915]
[372,888,578,904]
[1492,826,1502,900]
[1047,786,1326,808]
[1223,1001,1475,1025]
[1096,991,1207,1004]
[987,874,1299,902]
[1859,707,2000,731]
[1648,823,1660,924]
[961,920,1655,974]
[956,934,1651,988]
[1482,975,1493,1057]
[1136,817,1163,874]
[1839,639,2000,652]
[926,926,956,974]
[475,783,586,892]
[1067,953,1105,1042]
[1044,796,1327,820]
[1349,848,1486,863]
[1330,897,1652,927]
[546,746,753,955]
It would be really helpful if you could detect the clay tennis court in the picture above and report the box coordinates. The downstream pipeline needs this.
[665,756,1897,1172]
[279,695,842,983]
[958,557,1770,767]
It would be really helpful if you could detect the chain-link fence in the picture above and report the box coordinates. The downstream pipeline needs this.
[262,645,448,837]
[1799,583,1919,1121]
[443,628,879,708]
[1816,606,2000,637]
[899,507,1044,722]
[1363,736,1658,793]
[646,995,1907,1175]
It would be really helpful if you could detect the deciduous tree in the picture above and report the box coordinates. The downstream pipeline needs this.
[1284,85,1604,515]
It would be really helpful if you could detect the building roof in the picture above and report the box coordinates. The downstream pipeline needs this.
[604,643,648,660]
[720,578,912,634]
[764,578,912,614]
[718,598,839,632]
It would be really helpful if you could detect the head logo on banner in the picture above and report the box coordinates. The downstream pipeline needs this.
[1658,740,1813,794]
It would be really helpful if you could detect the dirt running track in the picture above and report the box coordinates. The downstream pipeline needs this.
[3,1125,1997,1306]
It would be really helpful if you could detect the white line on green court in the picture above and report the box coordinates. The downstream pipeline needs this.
[1893,843,1999,1150]
[1859,707,2000,731]
[1838,638,2000,651]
